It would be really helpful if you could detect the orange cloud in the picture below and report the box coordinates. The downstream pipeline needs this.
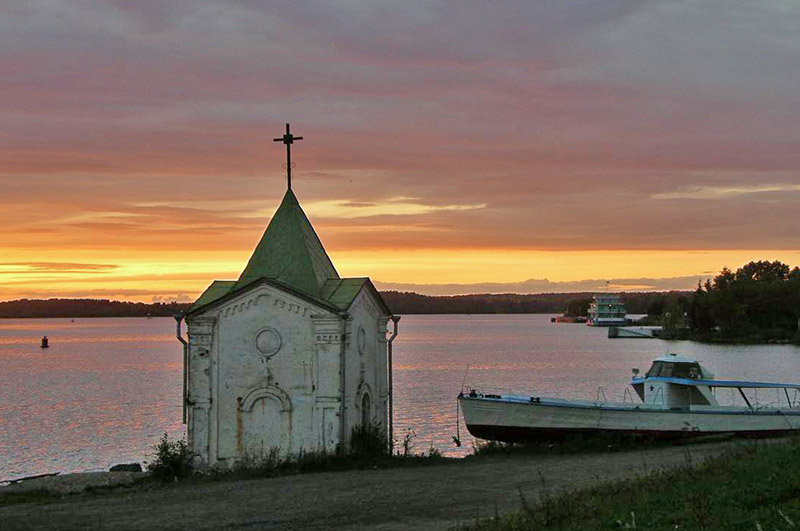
[2,2,800,301]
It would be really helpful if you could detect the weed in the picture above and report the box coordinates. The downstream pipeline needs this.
[426,443,444,458]
[471,439,514,456]
[350,422,389,457]
[399,428,416,457]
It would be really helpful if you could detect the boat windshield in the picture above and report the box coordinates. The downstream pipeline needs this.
[646,361,702,379]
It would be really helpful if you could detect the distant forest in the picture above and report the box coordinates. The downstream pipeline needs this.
[380,291,672,315]
[0,299,192,319]
[657,261,800,343]
[3,261,796,344]
[0,292,677,318]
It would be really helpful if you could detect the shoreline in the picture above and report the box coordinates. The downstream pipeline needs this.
[0,438,783,530]
[1,470,144,496]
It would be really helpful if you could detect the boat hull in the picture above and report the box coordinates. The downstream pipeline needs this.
[459,396,800,443]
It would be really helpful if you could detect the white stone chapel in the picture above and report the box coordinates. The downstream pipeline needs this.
[181,125,395,470]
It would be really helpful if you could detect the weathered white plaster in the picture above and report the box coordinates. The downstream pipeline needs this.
[186,283,389,469]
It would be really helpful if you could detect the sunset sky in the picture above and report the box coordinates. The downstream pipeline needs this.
[2,1,800,302]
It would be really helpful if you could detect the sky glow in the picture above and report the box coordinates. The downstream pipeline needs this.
[2,1,799,301]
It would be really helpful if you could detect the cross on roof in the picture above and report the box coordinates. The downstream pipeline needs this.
[273,123,303,191]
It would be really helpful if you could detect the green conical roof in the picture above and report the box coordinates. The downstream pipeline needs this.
[188,188,391,317]
[233,189,339,297]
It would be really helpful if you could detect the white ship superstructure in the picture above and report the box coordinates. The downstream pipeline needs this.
[587,294,626,326]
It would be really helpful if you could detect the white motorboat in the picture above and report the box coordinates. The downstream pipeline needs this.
[459,354,800,442]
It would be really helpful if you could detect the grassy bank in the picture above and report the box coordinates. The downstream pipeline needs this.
[466,439,800,530]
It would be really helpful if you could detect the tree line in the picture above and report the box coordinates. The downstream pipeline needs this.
[687,261,800,342]
[0,299,192,318]
[629,261,800,343]
[2,292,671,318]
[380,291,668,315]
[8,260,795,346]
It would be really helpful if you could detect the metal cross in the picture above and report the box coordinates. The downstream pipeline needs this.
[273,123,303,190]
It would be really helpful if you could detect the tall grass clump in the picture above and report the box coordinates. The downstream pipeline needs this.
[147,433,190,481]
[350,422,389,458]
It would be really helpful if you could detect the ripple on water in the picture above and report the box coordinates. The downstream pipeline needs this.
[2,315,799,477]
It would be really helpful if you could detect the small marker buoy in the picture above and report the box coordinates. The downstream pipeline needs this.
[40,336,49,349]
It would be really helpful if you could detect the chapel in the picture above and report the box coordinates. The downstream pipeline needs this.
[181,125,396,469]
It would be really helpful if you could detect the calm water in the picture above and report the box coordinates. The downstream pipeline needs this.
[2,315,799,479]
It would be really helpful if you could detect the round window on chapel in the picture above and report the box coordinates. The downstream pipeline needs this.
[255,328,282,359]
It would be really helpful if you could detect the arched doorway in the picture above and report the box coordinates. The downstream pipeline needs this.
[239,386,292,459]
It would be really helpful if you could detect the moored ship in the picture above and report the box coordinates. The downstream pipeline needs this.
[459,354,800,442]
[587,294,626,326]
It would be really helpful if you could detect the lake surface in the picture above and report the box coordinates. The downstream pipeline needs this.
[2,315,799,480]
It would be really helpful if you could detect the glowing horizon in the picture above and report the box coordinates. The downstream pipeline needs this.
[2,2,799,302]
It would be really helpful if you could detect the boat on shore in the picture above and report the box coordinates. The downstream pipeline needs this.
[459,354,800,442]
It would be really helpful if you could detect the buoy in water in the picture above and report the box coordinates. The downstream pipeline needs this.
[41,336,49,348]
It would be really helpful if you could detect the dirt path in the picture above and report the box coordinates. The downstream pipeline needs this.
[0,439,766,530]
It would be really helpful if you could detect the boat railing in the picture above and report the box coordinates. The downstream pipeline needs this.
[622,387,635,404]
[461,387,548,401]
[595,387,607,404]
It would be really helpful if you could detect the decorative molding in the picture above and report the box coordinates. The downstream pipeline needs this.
[239,385,292,413]
[315,333,342,344]
[271,296,309,316]
[218,289,313,318]
[193,335,213,347]
[188,316,215,347]
[312,315,344,344]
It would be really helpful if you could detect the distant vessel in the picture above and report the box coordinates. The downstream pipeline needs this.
[587,294,626,326]
[608,326,660,339]
[459,354,800,442]
[552,315,588,324]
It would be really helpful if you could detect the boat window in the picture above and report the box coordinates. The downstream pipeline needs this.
[646,361,702,379]
[646,361,664,377]
[672,363,702,379]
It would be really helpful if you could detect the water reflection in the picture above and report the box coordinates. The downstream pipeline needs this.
[1,315,799,478]
[392,314,800,457]
[0,318,184,480]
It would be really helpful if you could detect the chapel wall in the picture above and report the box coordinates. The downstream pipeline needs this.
[343,288,389,446]
[185,315,216,468]
[190,285,338,467]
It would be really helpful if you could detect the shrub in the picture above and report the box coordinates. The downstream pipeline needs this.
[472,439,514,456]
[147,433,190,481]
[350,422,389,457]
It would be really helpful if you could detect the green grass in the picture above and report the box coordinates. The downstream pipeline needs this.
[467,432,709,457]
[202,448,450,483]
[465,440,800,530]
[0,489,59,507]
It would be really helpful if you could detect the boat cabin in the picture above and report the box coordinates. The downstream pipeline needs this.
[632,354,718,409]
